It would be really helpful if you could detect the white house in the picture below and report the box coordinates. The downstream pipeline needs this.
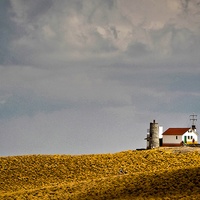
[162,126,198,147]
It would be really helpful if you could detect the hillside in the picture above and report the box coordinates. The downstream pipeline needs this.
[1,147,200,199]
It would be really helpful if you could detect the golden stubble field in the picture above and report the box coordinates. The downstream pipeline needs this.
[0,147,200,199]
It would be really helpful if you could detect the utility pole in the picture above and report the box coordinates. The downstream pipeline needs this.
[190,113,197,126]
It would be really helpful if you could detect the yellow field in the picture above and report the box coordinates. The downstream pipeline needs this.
[1,147,200,199]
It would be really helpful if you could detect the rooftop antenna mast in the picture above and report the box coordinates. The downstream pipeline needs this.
[190,113,197,128]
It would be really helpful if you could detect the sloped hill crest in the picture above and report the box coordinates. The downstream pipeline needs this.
[1,147,200,199]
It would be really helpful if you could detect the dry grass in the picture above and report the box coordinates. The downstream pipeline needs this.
[0,147,200,199]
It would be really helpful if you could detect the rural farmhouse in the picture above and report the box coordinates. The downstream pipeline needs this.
[162,126,198,147]
[145,116,199,149]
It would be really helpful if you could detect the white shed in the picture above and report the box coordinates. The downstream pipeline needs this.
[162,127,198,147]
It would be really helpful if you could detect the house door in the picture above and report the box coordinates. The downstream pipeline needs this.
[184,136,187,143]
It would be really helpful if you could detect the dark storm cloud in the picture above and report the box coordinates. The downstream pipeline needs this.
[126,42,151,58]
[10,0,54,21]
[0,92,69,119]
[21,0,53,22]
[0,0,17,64]
[8,0,200,67]
[181,0,190,12]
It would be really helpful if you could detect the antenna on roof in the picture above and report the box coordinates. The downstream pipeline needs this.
[190,113,197,129]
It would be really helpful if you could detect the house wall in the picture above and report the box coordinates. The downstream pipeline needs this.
[162,130,198,146]
[163,135,182,144]
[182,131,198,143]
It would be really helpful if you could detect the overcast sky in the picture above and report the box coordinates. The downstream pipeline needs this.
[1,0,200,156]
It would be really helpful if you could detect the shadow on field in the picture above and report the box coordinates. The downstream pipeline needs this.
[74,167,200,199]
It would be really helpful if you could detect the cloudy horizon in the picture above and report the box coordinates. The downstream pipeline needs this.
[1,0,200,156]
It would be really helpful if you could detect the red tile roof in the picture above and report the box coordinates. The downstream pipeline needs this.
[162,128,190,135]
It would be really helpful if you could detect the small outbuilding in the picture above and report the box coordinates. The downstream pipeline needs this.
[162,126,198,147]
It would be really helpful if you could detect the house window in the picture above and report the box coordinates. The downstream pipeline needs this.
[188,136,190,139]
[176,136,178,139]
[191,136,193,139]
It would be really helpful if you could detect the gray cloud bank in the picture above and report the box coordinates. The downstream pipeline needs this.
[0,0,200,156]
